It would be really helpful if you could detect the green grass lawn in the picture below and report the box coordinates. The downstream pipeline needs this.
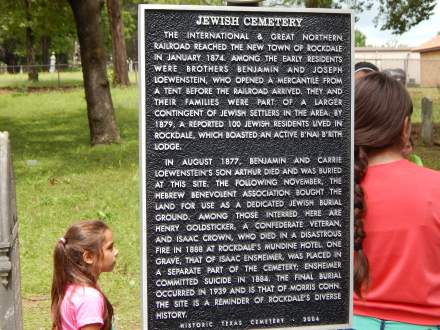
[0,71,84,89]
[0,86,140,329]
[0,80,439,329]
[408,87,440,169]
[0,71,139,90]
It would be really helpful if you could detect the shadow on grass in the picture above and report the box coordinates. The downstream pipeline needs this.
[1,107,139,179]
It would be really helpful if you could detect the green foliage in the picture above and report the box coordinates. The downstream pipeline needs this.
[355,29,366,47]
[37,0,77,55]
[270,0,370,10]
[0,1,27,57]
[303,0,334,7]
[271,0,435,35]
[0,0,76,63]
[100,5,113,54]
[375,0,437,34]
[122,8,137,41]
[120,0,223,59]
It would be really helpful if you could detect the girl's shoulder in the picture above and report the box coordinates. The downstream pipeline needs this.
[65,284,104,304]
[61,284,106,329]
[369,159,440,180]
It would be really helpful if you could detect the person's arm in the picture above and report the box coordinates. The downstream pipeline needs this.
[80,324,101,330]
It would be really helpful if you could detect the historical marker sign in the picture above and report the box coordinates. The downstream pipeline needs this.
[139,5,353,330]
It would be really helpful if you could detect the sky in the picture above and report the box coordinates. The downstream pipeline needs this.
[355,0,440,47]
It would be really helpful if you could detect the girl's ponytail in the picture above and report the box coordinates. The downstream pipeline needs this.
[353,146,369,297]
[354,72,413,297]
[51,238,68,329]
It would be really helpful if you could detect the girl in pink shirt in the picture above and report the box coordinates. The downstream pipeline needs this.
[352,72,440,329]
[51,220,118,330]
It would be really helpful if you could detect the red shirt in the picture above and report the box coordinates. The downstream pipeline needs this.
[354,159,440,325]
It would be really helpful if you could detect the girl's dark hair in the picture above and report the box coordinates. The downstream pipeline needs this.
[355,61,379,74]
[354,72,413,297]
[51,220,113,330]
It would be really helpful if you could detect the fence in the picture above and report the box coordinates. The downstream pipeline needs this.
[0,60,139,74]
[355,58,440,88]
[0,62,139,88]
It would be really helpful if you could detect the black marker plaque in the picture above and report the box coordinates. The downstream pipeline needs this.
[139,5,353,330]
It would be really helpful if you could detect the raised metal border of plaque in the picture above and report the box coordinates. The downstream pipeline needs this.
[139,5,354,330]
[0,132,23,330]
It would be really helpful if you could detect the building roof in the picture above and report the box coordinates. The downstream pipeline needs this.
[413,35,440,53]
[356,47,413,52]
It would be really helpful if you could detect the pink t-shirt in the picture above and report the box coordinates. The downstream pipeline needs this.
[354,159,440,325]
[60,285,104,330]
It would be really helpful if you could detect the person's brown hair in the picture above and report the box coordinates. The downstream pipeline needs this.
[51,220,113,330]
[354,72,413,297]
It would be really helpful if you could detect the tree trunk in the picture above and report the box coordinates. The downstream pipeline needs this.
[106,0,129,86]
[41,36,51,68]
[66,0,120,145]
[3,40,19,74]
[24,0,38,82]
[4,52,19,74]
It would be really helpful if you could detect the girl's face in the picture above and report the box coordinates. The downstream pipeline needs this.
[99,229,118,273]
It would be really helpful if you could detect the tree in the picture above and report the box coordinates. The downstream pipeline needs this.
[0,38,22,73]
[106,0,129,86]
[304,0,333,7]
[0,0,38,80]
[67,0,120,145]
[24,0,38,81]
[270,0,336,7]
[120,0,224,61]
[0,0,76,72]
[35,0,76,66]
[355,30,366,47]
[375,0,437,34]
[273,0,436,35]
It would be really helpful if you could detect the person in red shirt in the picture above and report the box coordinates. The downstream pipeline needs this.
[352,72,440,330]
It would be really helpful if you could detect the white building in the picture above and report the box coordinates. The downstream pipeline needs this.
[355,47,421,85]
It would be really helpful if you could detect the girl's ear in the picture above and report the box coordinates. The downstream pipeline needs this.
[401,116,411,146]
[82,250,96,265]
